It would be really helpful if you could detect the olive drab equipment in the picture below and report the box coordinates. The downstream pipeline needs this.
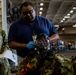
[18,33,74,75]
[0,30,11,75]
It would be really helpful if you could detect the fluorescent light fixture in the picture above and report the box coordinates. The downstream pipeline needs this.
[70,10,73,13]
[63,18,65,20]
[39,12,42,15]
[40,7,43,10]
[73,7,76,9]
[40,3,44,6]
[54,25,59,30]
[73,24,76,27]
[64,15,70,18]
[54,25,59,27]
[67,13,70,16]
[60,20,63,23]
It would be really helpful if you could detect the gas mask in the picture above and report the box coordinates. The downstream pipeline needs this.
[34,33,51,57]
[36,33,50,50]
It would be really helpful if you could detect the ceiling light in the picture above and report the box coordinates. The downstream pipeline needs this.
[60,20,63,23]
[40,3,44,6]
[54,25,59,27]
[67,13,70,16]
[54,25,59,28]
[64,15,70,18]
[63,18,65,20]
[40,7,43,10]
[39,12,42,15]
[73,24,76,27]
[73,7,76,9]
[54,25,59,30]
[70,10,73,13]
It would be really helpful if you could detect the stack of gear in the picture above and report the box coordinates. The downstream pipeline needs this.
[0,57,11,75]
[0,30,11,75]
[18,33,74,75]
[0,30,9,53]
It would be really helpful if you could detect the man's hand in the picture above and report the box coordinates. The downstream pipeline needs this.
[26,41,36,49]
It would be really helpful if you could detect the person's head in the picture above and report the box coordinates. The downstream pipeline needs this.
[20,1,36,23]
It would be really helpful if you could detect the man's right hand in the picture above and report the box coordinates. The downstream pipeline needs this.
[26,41,36,49]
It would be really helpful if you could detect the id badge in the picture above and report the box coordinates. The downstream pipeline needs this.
[32,35,37,51]
[32,35,37,42]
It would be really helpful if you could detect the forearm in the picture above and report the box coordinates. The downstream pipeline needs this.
[8,41,26,49]
[49,34,59,43]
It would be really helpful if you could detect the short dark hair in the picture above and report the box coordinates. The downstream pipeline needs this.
[20,1,34,11]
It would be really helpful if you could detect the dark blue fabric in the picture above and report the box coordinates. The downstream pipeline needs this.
[8,16,58,57]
